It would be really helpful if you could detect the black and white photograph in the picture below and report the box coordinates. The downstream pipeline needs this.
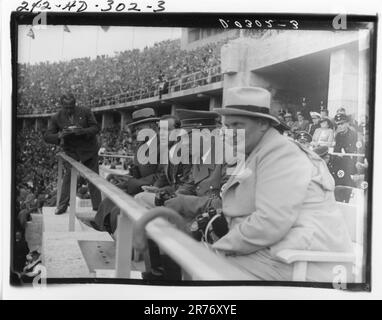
[1,0,381,301]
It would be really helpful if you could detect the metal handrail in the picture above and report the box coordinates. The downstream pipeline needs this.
[98,152,134,159]
[56,152,253,280]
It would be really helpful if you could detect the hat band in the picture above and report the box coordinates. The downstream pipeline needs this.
[181,118,217,127]
[132,115,156,122]
[225,105,270,114]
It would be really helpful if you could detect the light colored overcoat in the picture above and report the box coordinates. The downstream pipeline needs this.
[212,127,353,281]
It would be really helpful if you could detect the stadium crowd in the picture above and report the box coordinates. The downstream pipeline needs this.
[17,39,223,115]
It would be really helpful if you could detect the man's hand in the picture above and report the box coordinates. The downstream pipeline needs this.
[73,127,86,135]
[164,196,182,213]
[58,129,73,139]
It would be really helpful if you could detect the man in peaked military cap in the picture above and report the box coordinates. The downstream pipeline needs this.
[138,109,229,281]
[295,130,312,148]
[334,113,358,154]
[331,112,358,188]
[163,109,227,222]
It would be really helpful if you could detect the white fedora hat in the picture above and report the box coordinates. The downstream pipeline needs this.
[214,87,280,125]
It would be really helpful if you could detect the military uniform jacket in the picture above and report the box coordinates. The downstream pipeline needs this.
[44,106,99,162]
[153,162,193,194]
[165,163,227,220]
[334,128,358,153]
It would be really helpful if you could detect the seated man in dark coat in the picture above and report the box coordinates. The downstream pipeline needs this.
[44,93,102,215]
[93,108,161,234]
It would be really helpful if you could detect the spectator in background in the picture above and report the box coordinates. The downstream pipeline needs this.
[308,112,321,136]
[336,107,357,131]
[320,108,329,120]
[312,117,334,148]
[44,93,102,215]
[331,113,358,188]
[284,112,294,129]
[333,113,357,154]
[292,112,310,132]
[295,131,313,149]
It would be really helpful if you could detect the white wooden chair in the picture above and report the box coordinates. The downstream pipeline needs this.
[275,188,365,282]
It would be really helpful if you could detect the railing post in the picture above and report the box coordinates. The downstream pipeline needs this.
[69,167,77,232]
[56,157,63,207]
[115,210,133,278]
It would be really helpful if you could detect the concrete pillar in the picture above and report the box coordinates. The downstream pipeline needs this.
[327,45,359,118]
[221,38,274,105]
[209,96,221,111]
[35,118,44,131]
[120,111,132,132]
[23,118,33,130]
[357,30,370,122]
[101,112,114,130]
[171,104,181,116]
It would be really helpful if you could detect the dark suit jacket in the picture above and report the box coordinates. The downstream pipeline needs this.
[44,106,100,162]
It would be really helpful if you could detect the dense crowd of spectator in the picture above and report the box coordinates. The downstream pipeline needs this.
[17,39,224,115]
[277,107,369,191]
[15,129,59,221]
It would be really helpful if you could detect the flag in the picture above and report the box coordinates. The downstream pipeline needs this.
[27,27,35,39]
[101,26,110,32]
[63,25,71,33]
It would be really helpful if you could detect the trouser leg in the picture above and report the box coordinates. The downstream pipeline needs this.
[161,254,182,281]
[58,164,71,210]
[147,239,162,272]
[83,154,102,210]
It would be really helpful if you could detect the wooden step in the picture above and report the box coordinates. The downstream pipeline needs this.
[42,207,82,232]
[42,231,114,278]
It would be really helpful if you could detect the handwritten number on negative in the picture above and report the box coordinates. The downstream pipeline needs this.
[101,0,114,11]
[153,0,165,12]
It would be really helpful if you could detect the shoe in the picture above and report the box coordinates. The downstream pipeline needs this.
[141,270,165,280]
[54,207,67,215]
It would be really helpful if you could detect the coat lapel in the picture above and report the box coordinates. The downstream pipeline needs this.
[193,163,214,184]
[221,128,275,195]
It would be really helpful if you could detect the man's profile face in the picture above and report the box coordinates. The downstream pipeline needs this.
[312,117,320,124]
[223,115,269,155]
[336,122,348,133]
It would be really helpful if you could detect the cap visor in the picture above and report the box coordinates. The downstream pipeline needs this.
[127,117,160,127]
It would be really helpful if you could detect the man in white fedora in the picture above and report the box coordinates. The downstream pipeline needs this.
[213,87,353,281]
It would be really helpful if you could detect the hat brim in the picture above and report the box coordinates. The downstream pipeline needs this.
[213,107,280,125]
[127,117,159,127]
